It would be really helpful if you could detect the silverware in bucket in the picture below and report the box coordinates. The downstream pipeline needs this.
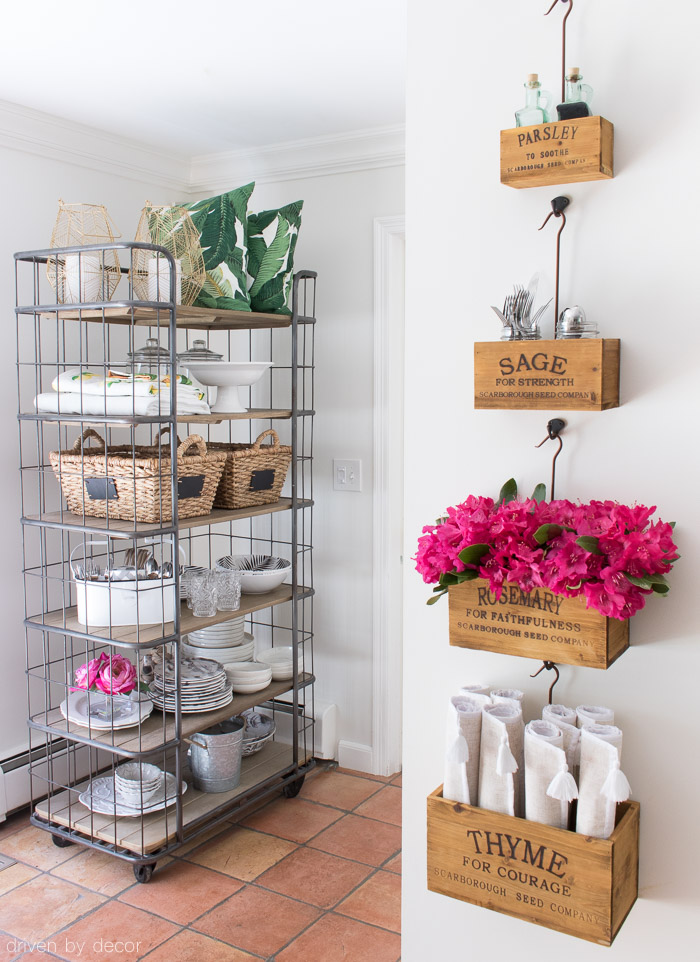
[186,718,245,793]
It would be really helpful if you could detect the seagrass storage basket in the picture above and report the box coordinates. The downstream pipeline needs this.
[49,428,227,523]
[209,429,292,510]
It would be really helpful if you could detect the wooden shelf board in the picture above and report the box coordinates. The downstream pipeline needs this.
[38,305,291,331]
[34,742,309,855]
[27,584,313,644]
[177,408,292,423]
[23,498,311,537]
[31,673,313,755]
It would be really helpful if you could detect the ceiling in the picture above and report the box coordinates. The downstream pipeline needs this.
[0,0,406,157]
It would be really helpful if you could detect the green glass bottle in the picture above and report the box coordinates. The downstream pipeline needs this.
[515,74,553,127]
[556,68,594,120]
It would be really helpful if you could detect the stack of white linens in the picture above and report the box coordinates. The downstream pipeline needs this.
[35,368,210,417]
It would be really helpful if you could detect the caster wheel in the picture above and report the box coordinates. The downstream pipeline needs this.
[133,862,156,883]
[52,834,74,848]
[282,775,305,798]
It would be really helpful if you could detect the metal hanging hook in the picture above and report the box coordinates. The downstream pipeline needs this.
[535,417,566,499]
[530,660,561,705]
[545,0,574,102]
[538,196,570,337]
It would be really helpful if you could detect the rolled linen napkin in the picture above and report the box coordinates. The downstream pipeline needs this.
[478,703,524,816]
[576,724,631,839]
[443,696,485,804]
[524,719,578,829]
[490,688,524,707]
[542,705,582,774]
[459,683,490,696]
[577,705,615,729]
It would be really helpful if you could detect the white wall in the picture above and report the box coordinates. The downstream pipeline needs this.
[221,168,405,766]
[404,0,700,957]
[0,135,180,760]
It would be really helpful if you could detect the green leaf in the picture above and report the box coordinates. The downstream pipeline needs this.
[498,478,518,504]
[669,521,676,529]
[651,583,670,594]
[454,569,479,582]
[531,483,547,503]
[457,543,490,566]
[576,536,603,555]
[534,523,565,545]
[249,215,294,298]
[623,572,669,589]
[427,590,447,605]
[438,572,460,586]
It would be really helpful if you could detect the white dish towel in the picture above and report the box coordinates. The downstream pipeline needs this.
[577,704,615,728]
[478,703,524,816]
[490,688,524,707]
[443,696,486,804]
[576,724,631,839]
[524,719,578,829]
[542,704,582,773]
[459,683,491,697]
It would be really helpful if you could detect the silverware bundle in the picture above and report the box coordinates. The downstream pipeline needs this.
[491,281,552,341]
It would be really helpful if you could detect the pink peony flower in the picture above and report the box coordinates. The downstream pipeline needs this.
[73,652,109,691]
[95,654,137,695]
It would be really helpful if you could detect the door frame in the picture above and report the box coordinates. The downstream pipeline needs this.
[372,214,405,775]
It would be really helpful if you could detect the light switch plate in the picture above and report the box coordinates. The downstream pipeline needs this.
[333,459,362,492]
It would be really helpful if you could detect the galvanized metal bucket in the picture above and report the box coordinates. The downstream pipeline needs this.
[187,718,245,793]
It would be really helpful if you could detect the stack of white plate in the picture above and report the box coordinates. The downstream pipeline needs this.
[150,657,233,713]
[256,646,295,681]
[183,632,255,664]
[226,661,272,693]
[187,616,246,648]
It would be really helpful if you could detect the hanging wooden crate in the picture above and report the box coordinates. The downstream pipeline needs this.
[474,338,620,411]
[427,787,639,946]
[448,580,629,669]
[500,116,613,189]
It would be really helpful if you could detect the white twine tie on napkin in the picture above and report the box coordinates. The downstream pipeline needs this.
[524,719,578,829]
[576,704,615,728]
[478,703,525,816]
[443,696,485,804]
[490,688,524,708]
[576,724,631,839]
[543,704,582,772]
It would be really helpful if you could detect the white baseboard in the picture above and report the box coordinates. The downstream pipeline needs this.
[262,700,338,760]
[337,740,374,774]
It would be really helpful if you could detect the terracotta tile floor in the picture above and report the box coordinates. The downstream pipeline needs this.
[0,765,401,961]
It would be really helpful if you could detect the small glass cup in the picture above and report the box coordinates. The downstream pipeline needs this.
[213,569,242,611]
[189,571,218,617]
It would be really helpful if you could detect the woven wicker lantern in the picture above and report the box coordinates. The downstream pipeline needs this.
[131,202,205,306]
[47,200,122,303]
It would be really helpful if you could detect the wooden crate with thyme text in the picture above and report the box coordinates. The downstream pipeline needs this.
[500,116,613,189]
[427,787,639,946]
[474,339,620,411]
[448,580,629,669]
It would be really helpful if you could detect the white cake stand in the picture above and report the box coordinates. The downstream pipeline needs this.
[184,361,273,413]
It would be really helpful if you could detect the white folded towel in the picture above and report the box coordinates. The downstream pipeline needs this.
[542,705,582,774]
[35,391,210,417]
[478,703,525,816]
[490,688,524,707]
[576,724,631,839]
[524,719,578,829]
[443,696,486,805]
[459,683,491,696]
[577,705,615,729]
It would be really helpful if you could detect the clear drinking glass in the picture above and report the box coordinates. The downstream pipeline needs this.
[214,569,242,611]
[189,571,218,617]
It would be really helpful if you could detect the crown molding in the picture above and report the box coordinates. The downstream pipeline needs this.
[0,101,404,195]
[188,124,406,194]
[0,100,190,192]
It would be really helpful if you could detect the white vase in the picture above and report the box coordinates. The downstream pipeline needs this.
[62,254,102,303]
[148,258,182,304]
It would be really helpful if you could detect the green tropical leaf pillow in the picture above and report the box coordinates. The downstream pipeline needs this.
[182,182,255,311]
[247,200,303,314]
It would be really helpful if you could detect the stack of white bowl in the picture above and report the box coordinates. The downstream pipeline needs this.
[226,661,272,693]
[256,646,295,681]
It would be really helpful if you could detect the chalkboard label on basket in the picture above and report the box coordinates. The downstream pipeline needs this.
[249,469,275,491]
[178,475,205,499]
[85,477,118,501]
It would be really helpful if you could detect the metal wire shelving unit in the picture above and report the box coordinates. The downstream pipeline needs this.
[15,241,316,882]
